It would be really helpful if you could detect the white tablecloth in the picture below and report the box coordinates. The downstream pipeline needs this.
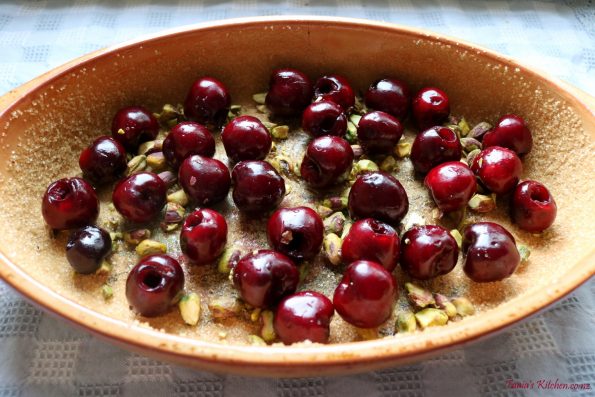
[0,1,594,396]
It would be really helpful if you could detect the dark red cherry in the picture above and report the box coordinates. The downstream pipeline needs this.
[112,172,167,223]
[412,87,450,130]
[313,75,355,111]
[512,180,557,232]
[364,78,410,120]
[348,171,409,225]
[180,208,227,265]
[184,76,231,128]
[66,225,112,274]
[482,114,533,156]
[471,146,522,194]
[42,177,99,230]
[222,116,272,162]
[265,68,313,117]
[357,111,404,155]
[232,249,299,308]
[333,260,398,328]
[126,254,184,317]
[400,225,458,280]
[162,122,215,168]
[463,222,520,282]
[341,218,400,271]
[424,162,477,212]
[300,136,354,188]
[410,126,462,174]
[111,106,159,151]
[302,100,347,137]
[274,291,334,345]
[178,155,231,206]
[231,161,285,214]
[267,207,324,261]
[79,136,127,184]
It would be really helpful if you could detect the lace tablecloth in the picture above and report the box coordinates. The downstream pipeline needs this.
[0,1,594,396]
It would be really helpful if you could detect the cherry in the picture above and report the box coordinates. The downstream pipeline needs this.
[357,111,404,155]
[162,121,215,168]
[482,114,533,156]
[471,146,522,194]
[400,225,458,280]
[222,116,272,162]
[111,106,159,151]
[178,155,231,206]
[232,249,299,308]
[348,171,409,225]
[267,207,323,261]
[333,260,397,328]
[341,218,400,271]
[180,208,227,265]
[231,161,285,214]
[79,136,127,184]
[66,225,112,274]
[462,222,520,282]
[412,87,450,130]
[301,100,347,138]
[300,136,354,188]
[424,162,477,213]
[112,172,167,223]
[364,78,410,120]
[42,177,99,230]
[313,75,355,110]
[274,291,334,345]
[410,126,462,174]
[511,180,557,232]
[126,254,184,317]
[265,68,313,117]
[184,76,231,128]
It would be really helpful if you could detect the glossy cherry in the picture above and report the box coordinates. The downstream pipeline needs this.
[178,155,231,206]
[112,172,167,223]
[222,116,272,162]
[412,87,450,130]
[184,76,231,128]
[512,180,557,232]
[410,126,462,174]
[267,207,324,261]
[482,114,533,156]
[180,208,227,265]
[462,222,520,282]
[42,177,99,230]
[471,146,522,194]
[126,254,184,317]
[79,136,127,184]
[302,100,347,137]
[341,218,400,271]
[400,225,459,280]
[232,249,299,308]
[313,74,355,110]
[333,260,398,328]
[111,106,159,151]
[274,291,334,345]
[231,161,285,214]
[66,225,112,274]
[162,121,215,168]
[300,136,353,188]
[265,68,313,117]
[348,171,409,225]
[364,78,410,120]
[356,111,404,155]
[424,162,477,213]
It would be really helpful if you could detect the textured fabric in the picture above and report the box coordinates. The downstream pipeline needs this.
[0,1,594,396]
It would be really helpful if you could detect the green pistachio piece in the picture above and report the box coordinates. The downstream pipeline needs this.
[125,155,147,176]
[316,205,334,219]
[270,125,289,139]
[146,152,167,172]
[179,293,201,326]
[135,239,167,257]
[346,121,358,143]
[256,104,267,113]
[458,117,471,136]
[394,142,411,158]
[468,194,496,213]
[322,196,348,211]
[518,244,531,262]
[380,156,397,172]
[405,282,435,309]
[260,310,276,343]
[415,308,449,328]
[95,260,111,275]
[466,148,481,167]
[349,114,362,126]
[323,233,342,266]
[452,297,475,317]
[323,212,346,235]
[396,311,417,333]
[123,229,151,246]
[217,248,242,274]
[469,122,492,140]
[208,298,242,321]
[449,229,463,249]
[433,293,457,318]
[248,334,267,346]
[252,92,267,104]
[167,189,189,207]
[101,284,113,300]
[340,221,352,240]
[460,137,482,153]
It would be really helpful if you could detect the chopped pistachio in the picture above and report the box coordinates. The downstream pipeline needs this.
[208,298,242,321]
[380,156,397,172]
[256,104,267,113]
[135,239,167,256]
[298,262,310,283]
[346,121,358,143]
[468,194,496,213]
[349,114,362,126]
[415,308,449,328]
[356,327,379,340]
[352,159,379,178]
[270,125,289,139]
[518,244,531,262]
[229,104,242,116]
[252,92,267,104]
[146,152,167,172]
[179,293,201,326]
[117,128,125,135]
[340,221,352,240]
[447,124,462,138]
[269,155,295,177]
[260,310,276,343]
[396,311,417,333]
[431,207,444,221]
[405,282,435,308]
[433,293,457,318]
[316,205,334,219]
[167,189,189,207]
[250,308,262,322]
[394,142,411,158]
[466,148,481,167]
[460,137,482,153]
[322,196,348,211]
[96,260,111,275]
[248,334,267,346]
[353,96,367,114]
[123,229,151,246]
[262,120,277,129]
[138,140,156,155]
[217,248,242,274]
[323,212,346,235]
[452,297,475,317]
[351,144,363,158]
[157,171,177,187]
[125,155,147,176]
[458,117,471,136]
[449,229,463,249]
[109,232,123,242]
[323,233,342,266]
[160,202,185,232]
[156,103,182,123]
[101,284,113,300]
[469,121,492,140]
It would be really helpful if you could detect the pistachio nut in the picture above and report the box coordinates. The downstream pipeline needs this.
[394,142,412,158]
[247,334,267,346]
[449,229,463,249]
[469,121,493,140]
[351,144,363,158]
[146,151,167,172]
[123,229,151,246]
[323,233,342,266]
[346,121,358,143]
[415,308,449,328]
[518,244,531,262]
[125,155,147,176]
[468,194,496,213]
[157,170,177,188]
[135,239,167,256]
[208,298,242,321]
[270,125,289,139]
[109,232,123,242]
[323,212,346,235]
[252,92,267,105]
[466,148,481,167]
[451,297,475,317]
[433,293,457,318]
[380,156,397,172]
[260,310,276,343]
[256,104,267,113]
[262,121,277,129]
[178,293,201,326]
[322,196,348,211]
[101,284,113,300]
[458,117,471,136]
[460,137,482,153]
[316,205,334,219]
[167,189,189,207]
[250,308,262,322]
[160,202,185,232]
[95,260,112,275]
[138,140,156,155]
[405,282,435,309]
[217,248,242,274]
[396,311,417,333]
